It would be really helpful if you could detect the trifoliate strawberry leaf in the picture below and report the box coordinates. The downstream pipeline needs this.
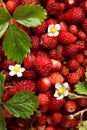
[3,90,39,119]
[13,3,47,28]
[0,73,6,101]
[3,24,31,64]
[74,82,87,95]
[0,106,7,130]
[0,8,11,38]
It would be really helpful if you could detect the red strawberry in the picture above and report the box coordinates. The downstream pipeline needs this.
[23,69,37,80]
[69,24,78,36]
[21,0,39,4]
[31,36,40,50]
[46,126,56,130]
[77,98,87,107]
[67,59,80,71]
[37,77,51,92]
[1,59,15,69]
[65,0,76,8]
[76,40,86,52]
[51,59,62,71]
[37,93,49,105]
[82,18,87,33]
[6,0,17,13]
[63,44,79,58]
[76,66,85,78]
[56,127,64,130]
[32,21,47,35]
[34,56,52,76]
[83,1,87,13]
[48,72,64,85]
[8,80,36,96]
[37,114,47,125]
[76,53,84,63]
[61,115,78,128]
[39,104,49,113]
[41,34,58,49]
[46,18,57,26]
[52,112,63,124]
[49,97,65,112]
[65,101,77,113]
[3,107,14,118]
[23,54,35,69]
[59,21,68,31]
[67,72,80,84]
[58,31,77,44]
[78,30,86,40]
[63,7,85,24]
[60,65,69,76]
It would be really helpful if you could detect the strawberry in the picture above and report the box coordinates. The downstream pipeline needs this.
[8,80,36,96]
[16,118,26,128]
[65,0,76,8]
[3,107,14,118]
[31,36,40,50]
[37,114,47,125]
[60,65,69,76]
[67,59,80,71]
[78,30,86,40]
[37,77,51,92]
[69,24,78,36]
[77,98,87,107]
[61,115,78,128]
[34,56,52,76]
[58,31,77,44]
[37,93,49,105]
[21,0,40,4]
[39,104,49,113]
[49,97,65,112]
[76,53,84,63]
[32,21,47,35]
[41,34,58,49]
[6,0,17,13]
[46,18,57,26]
[76,40,86,52]
[82,18,87,33]
[83,1,87,13]
[56,127,64,130]
[52,112,63,124]
[63,44,79,58]
[67,72,80,84]
[63,7,85,24]
[23,54,35,69]
[46,126,56,130]
[51,59,62,71]
[59,21,68,31]
[1,59,15,69]
[23,69,37,80]
[65,101,77,113]
[76,66,85,78]
[48,72,64,85]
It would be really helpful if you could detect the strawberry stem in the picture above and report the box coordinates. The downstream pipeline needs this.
[0,0,8,12]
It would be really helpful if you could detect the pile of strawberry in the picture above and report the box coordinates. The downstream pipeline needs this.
[1,0,87,130]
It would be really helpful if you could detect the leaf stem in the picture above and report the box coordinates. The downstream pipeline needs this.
[0,0,8,11]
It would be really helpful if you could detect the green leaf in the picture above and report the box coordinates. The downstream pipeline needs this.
[0,105,7,130]
[3,90,39,119]
[3,24,31,64]
[0,73,6,101]
[0,8,11,38]
[74,82,87,95]
[13,3,47,28]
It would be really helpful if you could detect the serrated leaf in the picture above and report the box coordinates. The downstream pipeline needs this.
[13,3,47,28]
[0,73,6,101]
[3,24,31,64]
[0,106,7,130]
[0,8,11,38]
[3,90,39,119]
[74,82,87,95]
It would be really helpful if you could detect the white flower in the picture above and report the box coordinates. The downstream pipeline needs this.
[54,82,69,100]
[9,64,25,77]
[48,24,61,37]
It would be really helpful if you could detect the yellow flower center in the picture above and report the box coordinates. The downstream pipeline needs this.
[14,66,20,73]
[50,27,57,34]
[58,88,65,95]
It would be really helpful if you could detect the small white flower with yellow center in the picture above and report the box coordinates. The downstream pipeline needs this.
[9,64,25,77]
[54,82,69,100]
[48,24,61,37]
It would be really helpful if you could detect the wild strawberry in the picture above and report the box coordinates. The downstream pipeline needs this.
[23,54,35,69]
[21,0,39,4]
[60,65,69,76]
[56,127,64,130]
[31,36,40,50]
[49,49,57,59]
[76,40,86,52]
[8,80,36,96]
[77,98,87,107]
[2,70,12,81]
[82,58,87,67]
[32,21,47,35]
[46,18,57,26]
[76,53,84,63]
[46,126,56,130]
[69,24,78,36]
[67,59,80,71]
[3,107,14,118]
[6,0,17,13]
[23,69,37,80]
[63,7,85,24]
[1,59,15,69]
[35,50,49,58]
[36,125,46,130]
[34,56,52,76]
[82,18,87,33]
[52,112,63,124]
[65,101,77,113]
[67,72,80,84]
[37,93,49,105]
[41,34,58,49]
[49,97,65,112]
[83,49,87,58]
[37,114,47,125]
[63,44,79,58]
[37,77,51,92]
[39,104,49,113]
[59,21,68,31]
[65,0,76,8]
[78,30,86,40]
[58,31,77,44]
[83,1,87,13]
[16,118,26,128]
[76,66,85,78]
[46,0,55,5]
[47,115,56,126]
[61,115,78,128]
[48,72,64,85]
[19,24,31,35]
[51,59,62,71]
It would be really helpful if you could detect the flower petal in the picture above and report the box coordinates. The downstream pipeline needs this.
[17,72,22,77]
[55,83,62,89]
[54,31,59,36]
[64,90,68,96]
[8,65,14,70]
[55,24,61,30]
[48,33,54,37]
[49,24,55,28]
[15,64,21,68]
[9,71,15,76]
[63,82,69,88]
[20,68,25,72]
[57,95,64,100]
[48,28,51,33]
[54,91,59,98]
